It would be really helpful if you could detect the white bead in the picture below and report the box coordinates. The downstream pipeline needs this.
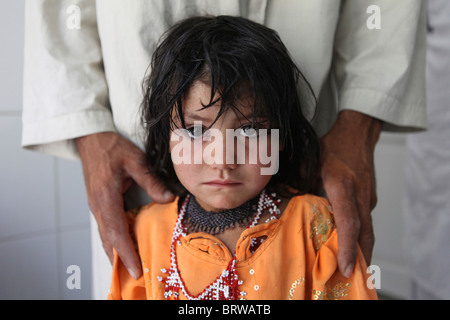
[163,191,279,300]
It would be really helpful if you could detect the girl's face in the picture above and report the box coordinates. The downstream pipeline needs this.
[169,81,276,212]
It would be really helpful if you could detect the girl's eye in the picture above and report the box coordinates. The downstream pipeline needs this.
[186,125,206,139]
[238,125,258,138]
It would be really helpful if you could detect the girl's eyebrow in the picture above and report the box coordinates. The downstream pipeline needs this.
[184,112,213,122]
[184,109,267,124]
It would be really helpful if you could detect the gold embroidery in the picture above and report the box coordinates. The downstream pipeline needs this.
[312,289,327,300]
[288,277,305,300]
[310,203,334,251]
[312,282,351,300]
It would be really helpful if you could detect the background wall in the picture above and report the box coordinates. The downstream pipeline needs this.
[0,0,92,300]
[1,0,410,299]
[372,133,410,299]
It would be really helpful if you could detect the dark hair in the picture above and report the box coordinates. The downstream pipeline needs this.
[141,15,320,198]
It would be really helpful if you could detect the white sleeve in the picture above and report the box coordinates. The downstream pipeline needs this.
[333,0,427,131]
[22,0,116,160]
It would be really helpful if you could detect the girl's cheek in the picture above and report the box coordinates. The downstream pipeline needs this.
[169,130,197,165]
[255,136,280,176]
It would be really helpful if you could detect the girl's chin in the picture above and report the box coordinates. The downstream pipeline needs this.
[194,195,247,212]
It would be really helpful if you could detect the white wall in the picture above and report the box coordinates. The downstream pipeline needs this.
[372,133,410,299]
[0,1,92,300]
[0,0,410,300]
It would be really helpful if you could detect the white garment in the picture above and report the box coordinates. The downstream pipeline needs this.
[22,0,428,299]
[22,0,427,161]
[403,0,450,299]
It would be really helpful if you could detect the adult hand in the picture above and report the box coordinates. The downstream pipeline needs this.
[318,110,381,278]
[76,132,175,279]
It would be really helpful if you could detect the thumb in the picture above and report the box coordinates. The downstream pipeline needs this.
[126,158,175,203]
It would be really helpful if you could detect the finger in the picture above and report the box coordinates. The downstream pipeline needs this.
[97,219,115,264]
[355,191,376,266]
[86,196,115,264]
[108,223,142,280]
[358,221,375,266]
[125,156,175,203]
[98,189,142,280]
[325,181,360,278]
[335,201,360,278]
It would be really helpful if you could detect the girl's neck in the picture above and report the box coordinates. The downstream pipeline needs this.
[181,190,290,253]
[183,195,260,235]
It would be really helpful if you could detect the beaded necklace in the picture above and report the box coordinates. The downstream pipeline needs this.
[159,189,280,300]
[183,196,259,235]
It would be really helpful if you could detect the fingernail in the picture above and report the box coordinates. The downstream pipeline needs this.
[343,264,354,278]
[164,190,174,200]
[127,268,139,280]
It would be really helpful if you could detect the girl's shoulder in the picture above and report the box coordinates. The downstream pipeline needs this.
[129,198,179,234]
[284,194,335,250]
[286,193,334,218]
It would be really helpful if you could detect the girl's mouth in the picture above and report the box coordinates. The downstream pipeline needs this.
[203,180,242,187]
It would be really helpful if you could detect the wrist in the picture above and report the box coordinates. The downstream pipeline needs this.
[334,110,382,151]
[75,132,118,158]
[75,131,117,144]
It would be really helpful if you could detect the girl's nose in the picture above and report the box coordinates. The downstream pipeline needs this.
[203,128,238,170]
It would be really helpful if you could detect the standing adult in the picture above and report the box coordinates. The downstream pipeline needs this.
[22,0,427,299]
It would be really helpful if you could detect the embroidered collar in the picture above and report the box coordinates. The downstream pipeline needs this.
[159,189,281,300]
[183,195,259,235]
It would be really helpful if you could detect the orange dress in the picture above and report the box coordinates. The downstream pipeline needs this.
[108,194,377,300]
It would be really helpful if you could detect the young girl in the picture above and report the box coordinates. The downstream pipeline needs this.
[108,16,377,300]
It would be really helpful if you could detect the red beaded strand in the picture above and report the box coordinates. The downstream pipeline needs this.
[159,190,280,300]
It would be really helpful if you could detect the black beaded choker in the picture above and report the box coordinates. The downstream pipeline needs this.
[183,195,259,235]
